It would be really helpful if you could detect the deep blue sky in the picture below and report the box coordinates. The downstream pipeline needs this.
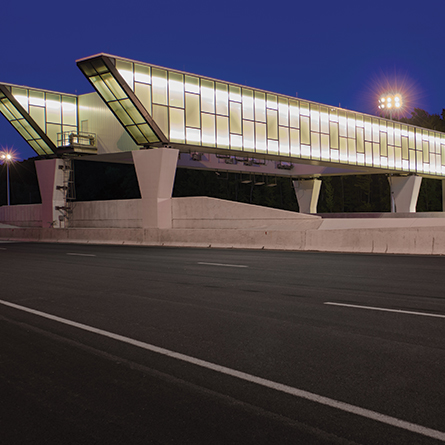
[2,0,444,160]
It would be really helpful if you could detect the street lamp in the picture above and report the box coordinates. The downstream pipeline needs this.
[378,93,403,120]
[0,149,15,206]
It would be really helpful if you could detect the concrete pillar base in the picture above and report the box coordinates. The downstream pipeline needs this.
[442,180,445,212]
[388,175,422,213]
[132,148,179,229]
[36,158,66,228]
[293,178,322,213]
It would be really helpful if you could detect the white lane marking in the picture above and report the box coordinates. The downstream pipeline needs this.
[0,247,6,250]
[325,302,445,319]
[0,299,444,441]
[198,262,248,268]
[66,253,96,257]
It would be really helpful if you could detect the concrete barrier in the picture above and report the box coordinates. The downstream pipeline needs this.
[0,204,42,227]
[2,197,445,255]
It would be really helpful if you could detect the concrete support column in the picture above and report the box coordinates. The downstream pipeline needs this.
[388,175,422,213]
[293,178,322,213]
[132,148,179,229]
[35,158,65,228]
[442,180,445,212]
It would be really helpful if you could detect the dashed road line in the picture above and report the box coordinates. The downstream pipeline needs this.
[324,302,445,319]
[198,262,248,268]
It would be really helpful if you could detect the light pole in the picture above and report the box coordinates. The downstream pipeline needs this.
[0,150,14,206]
[378,93,403,120]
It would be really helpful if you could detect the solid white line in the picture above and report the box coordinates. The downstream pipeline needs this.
[198,262,248,268]
[66,253,96,257]
[0,247,6,250]
[325,302,445,319]
[1,298,444,442]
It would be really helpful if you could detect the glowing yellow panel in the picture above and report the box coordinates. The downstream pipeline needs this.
[229,86,241,102]
[201,113,215,147]
[169,72,184,108]
[278,98,289,127]
[216,83,228,116]
[152,104,169,136]
[229,102,242,134]
[243,120,255,152]
[254,92,266,123]
[311,132,320,160]
[279,126,289,156]
[290,128,300,156]
[321,134,329,160]
[216,115,229,149]
[116,60,134,90]
[242,89,254,121]
[320,107,329,134]
[289,100,299,129]
[310,106,319,133]
[135,64,151,84]
[169,107,185,143]
[186,127,201,145]
[255,122,267,153]
[185,93,200,128]
[200,79,215,114]
[152,68,168,105]
[300,116,310,145]
[266,109,278,140]
[356,127,364,153]
[135,82,152,114]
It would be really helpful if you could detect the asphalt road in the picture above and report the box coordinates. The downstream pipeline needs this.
[0,242,444,444]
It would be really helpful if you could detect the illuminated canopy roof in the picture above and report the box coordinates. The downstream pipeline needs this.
[0,84,57,155]
[76,53,445,179]
[1,53,445,180]
[76,55,167,146]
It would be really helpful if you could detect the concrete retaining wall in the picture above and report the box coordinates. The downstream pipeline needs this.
[2,197,445,255]
[70,200,141,228]
[0,204,42,227]
[172,197,322,230]
[2,224,445,255]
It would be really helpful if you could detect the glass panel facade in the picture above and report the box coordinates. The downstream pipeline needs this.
[77,57,164,145]
[71,55,445,178]
[0,84,81,155]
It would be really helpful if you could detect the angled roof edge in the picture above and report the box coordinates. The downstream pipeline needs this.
[75,54,445,143]
[0,84,57,155]
[0,81,78,98]
[77,54,168,146]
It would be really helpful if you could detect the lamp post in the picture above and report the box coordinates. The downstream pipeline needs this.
[0,150,14,206]
[378,93,403,120]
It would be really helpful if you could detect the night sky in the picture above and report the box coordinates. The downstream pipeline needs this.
[2,0,444,160]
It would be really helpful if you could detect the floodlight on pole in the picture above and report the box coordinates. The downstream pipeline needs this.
[0,149,15,206]
[378,93,403,120]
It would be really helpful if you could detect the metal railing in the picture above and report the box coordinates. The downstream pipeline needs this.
[57,131,96,148]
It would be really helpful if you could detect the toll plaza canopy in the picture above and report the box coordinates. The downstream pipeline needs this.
[1,53,445,180]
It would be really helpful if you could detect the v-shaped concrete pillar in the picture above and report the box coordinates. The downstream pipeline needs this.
[293,179,322,213]
[35,158,65,228]
[132,148,179,229]
[388,175,422,213]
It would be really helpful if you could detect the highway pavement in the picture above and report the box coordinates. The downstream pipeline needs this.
[0,242,444,444]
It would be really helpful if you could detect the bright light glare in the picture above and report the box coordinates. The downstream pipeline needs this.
[377,92,403,115]
[0,148,16,163]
